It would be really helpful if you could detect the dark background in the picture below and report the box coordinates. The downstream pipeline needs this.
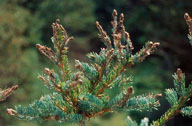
[0,0,192,125]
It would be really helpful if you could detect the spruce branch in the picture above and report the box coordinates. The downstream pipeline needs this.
[151,13,192,125]
[127,68,192,126]
[152,69,192,126]
[125,12,192,126]
[8,10,160,126]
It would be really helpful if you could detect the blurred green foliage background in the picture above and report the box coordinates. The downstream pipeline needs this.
[0,0,192,126]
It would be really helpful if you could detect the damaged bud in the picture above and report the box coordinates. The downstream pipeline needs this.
[0,85,18,102]
[184,13,192,36]
[176,68,183,83]
[127,86,133,94]
[155,94,162,99]
[44,68,50,75]
[7,108,17,116]
[36,44,57,63]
